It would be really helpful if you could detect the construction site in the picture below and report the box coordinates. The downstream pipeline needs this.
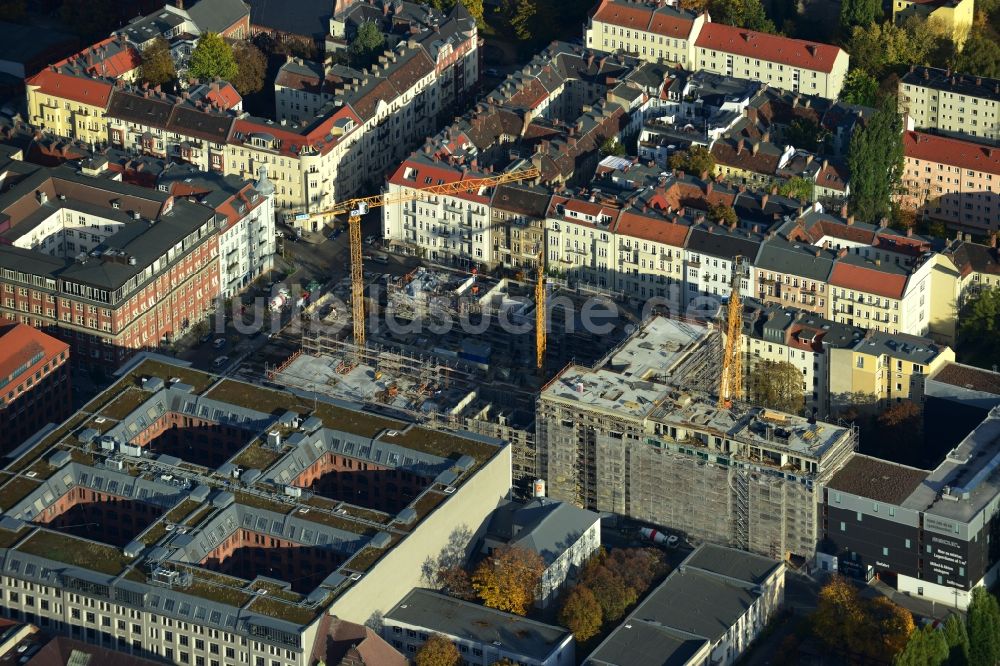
[536,313,859,562]
[268,265,634,490]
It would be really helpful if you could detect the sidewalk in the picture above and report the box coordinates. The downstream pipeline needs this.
[862,578,964,621]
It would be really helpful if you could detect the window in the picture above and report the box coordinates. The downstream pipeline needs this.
[882,547,889,556]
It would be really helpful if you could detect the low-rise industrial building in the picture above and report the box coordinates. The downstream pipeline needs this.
[587,544,784,666]
[383,589,574,666]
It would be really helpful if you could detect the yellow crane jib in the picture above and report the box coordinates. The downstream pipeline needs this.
[718,255,744,409]
[315,167,540,351]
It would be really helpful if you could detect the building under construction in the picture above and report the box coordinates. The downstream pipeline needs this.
[284,266,632,491]
[537,315,858,561]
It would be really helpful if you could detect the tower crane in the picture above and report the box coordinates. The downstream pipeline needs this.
[309,166,540,351]
[536,251,545,371]
[718,255,744,409]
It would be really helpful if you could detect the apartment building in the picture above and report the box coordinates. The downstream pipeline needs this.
[753,239,836,315]
[899,130,1000,233]
[829,330,954,410]
[893,0,974,48]
[0,155,227,366]
[384,590,574,666]
[25,36,141,146]
[945,236,1000,309]
[588,545,784,666]
[489,183,550,272]
[536,315,857,560]
[118,0,251,48]
[585,0,706,67]
[899,67,1000,145]
[821,408,1000,609]
[274,59,361,124]
[384,43,638,267]
[0,321,70,452]
[694,23,849,99]
[106,84,241,174]
[157,165,277,299]
[584,1,849,99]
[0,355,511,665]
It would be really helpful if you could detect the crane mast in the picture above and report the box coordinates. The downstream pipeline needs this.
[536,251,545,371]
[718,255,744,409]
[311,167,540,352]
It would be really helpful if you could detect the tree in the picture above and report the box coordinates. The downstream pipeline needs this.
[669,145,715,177]
[746,360,805,414]
[349,20,385,69]
[874,400,922,462]
[848,22,929,77]
[943,613,970,666]
[611,548,664,592]
[953,31,1000,79]
[784,117,828,152]
[558,586,603,641]
[867,596,916,660]
[848,96,904,222]
[778,177,815,202]
[812,576,867,656]
[841,69,880,107]
[679,0,710,9]
[583,565,637,622]
[415,634,461,666]
[510,0,537,40]
[840,0,883,31]
[708,203,739,226]
[600,137,626,157]
[140,37,176,87]
[461,0,486,30]
[231,42,267,95]
[471,546,544,615]
[709,0,776,32]
[967,588,1000,666]
[895,624,949,666]
[961,287,1000,339]
[189,32,238,82]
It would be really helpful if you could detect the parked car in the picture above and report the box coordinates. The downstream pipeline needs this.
[485,68,500,77]
[213,338,227,349]
[212,356,230,368]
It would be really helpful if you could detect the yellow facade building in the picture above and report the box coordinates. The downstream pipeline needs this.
[893,0,975,48]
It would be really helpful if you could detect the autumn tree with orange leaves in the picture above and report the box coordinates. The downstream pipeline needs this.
[471,545,544,615]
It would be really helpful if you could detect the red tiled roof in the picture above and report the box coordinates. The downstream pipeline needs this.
[648,12,697,38]
[593,0,656,29]
[205,82,242,111]
[388,159,493,204]
[614,211,690,246]
[0,321,68,393]
[695,23,844,73]
[26,69,114,108]
[829,262,907,298]
[903,131,1000,176]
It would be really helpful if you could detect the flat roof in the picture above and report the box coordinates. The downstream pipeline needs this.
[587,622,708,666]
[827,455,929,505]
[385,589,570,660]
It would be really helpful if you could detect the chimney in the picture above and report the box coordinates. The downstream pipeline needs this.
[815,249,821,257]
[847,215,855,225]
[990,232,998,248]
[705,181,713,195]
[838,247,848,258]
[761,193,769,208]
[875,258,881,266]
[736,138,745,154]
[752,142,760,155]
[176,0,183,7]
[906,227,914,237]
[839,202,848,217]
[822,158,829,171]
[879,216,889,228]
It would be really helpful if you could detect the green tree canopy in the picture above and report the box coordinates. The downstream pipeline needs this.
[669,145,715,177]
[558,586,603,641]
[778,177,815,202]
[746,360,805,414]
[953,31,1000,79]
[840,0,883,31]
[709,0,776,32]
[510,0,537,40]
[943,613,970,666]
[848,21,930,77]
[600,137,626,156]
[784,117,829,152]
[708,203,739,225]
[895,624,949,666]
[140,37,176,87]
[848,96,904,222]
[189,32,237,82]
[840,69,880,106]
[349,20,385,68]
[967,588,1000,666]
[582,565,637,622]
[231,42,267,95]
